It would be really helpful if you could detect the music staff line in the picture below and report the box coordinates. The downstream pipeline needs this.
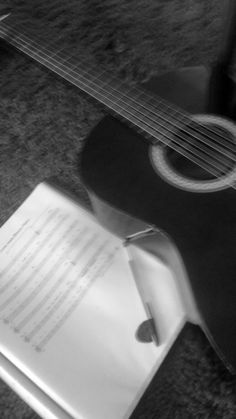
[4,226,94,329]
[0,208,60,292]
[0,219,82,319]
[34,246,118,352]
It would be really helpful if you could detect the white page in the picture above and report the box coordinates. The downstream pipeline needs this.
[0,182,169,419]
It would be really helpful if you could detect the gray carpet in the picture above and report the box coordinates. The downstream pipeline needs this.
[1,1,236,418]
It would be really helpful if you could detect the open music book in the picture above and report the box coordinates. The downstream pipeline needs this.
[0,182,189,419]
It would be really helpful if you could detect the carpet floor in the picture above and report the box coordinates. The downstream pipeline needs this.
[1,1,236,418]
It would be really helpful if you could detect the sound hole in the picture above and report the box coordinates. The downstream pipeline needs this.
[165,121,236,181]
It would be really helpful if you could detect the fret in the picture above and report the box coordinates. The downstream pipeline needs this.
[50,45,68,59]
[141,88,188,126]
[40,35,68,51]
[59,53,94,72]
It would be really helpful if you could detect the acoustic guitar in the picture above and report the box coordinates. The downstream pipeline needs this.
[1,14,236,374]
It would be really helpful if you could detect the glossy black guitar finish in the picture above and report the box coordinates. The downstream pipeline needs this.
[81,68,236,373]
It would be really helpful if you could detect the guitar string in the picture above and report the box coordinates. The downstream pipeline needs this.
[14,24,236,158]
[58,56,236,165]
[10,26,236,162]
[0,20,228,152]
[58,61,235,168]
[55,60,234,170]
[2,22,235,164]
[0,23,232,176]
[0,25,235,178]
[0,27,229,178]
[2,21,236,158]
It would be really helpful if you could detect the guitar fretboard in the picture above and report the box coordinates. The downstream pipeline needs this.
[0,15,190,146]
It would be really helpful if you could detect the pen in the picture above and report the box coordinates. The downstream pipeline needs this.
[145,302,161,346]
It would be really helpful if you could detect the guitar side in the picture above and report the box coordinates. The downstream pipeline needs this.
[80,66,236,373]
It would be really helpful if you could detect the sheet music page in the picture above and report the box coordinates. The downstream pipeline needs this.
[0,182,161,419]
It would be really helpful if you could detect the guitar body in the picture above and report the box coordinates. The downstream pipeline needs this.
[80,66,236,372]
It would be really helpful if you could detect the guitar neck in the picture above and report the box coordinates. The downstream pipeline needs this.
[0,17,189,145]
